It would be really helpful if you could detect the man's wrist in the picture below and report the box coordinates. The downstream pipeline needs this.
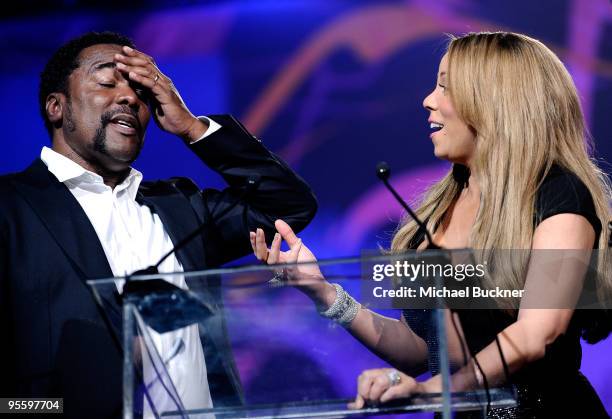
[182,117,209,144]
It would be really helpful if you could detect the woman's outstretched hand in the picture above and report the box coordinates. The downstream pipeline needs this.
[250,220,336,305]
[250,219,310,261]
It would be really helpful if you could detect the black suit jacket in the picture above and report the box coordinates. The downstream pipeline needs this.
[0,115,317,418]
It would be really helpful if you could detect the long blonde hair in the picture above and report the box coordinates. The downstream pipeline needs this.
[391,32,611,312]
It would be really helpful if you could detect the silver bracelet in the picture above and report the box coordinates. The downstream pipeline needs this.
[318,283,361,327]
[317,283,346,316]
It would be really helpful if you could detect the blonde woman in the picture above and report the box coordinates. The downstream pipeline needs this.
[251,32,611,417]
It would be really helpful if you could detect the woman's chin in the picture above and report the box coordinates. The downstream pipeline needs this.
[432,147,448,161]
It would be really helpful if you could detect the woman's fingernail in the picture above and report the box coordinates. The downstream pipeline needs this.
[274,233,280,241]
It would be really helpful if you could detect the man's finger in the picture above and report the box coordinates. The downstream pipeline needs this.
[275,219,300,247]
[115,62,156,79]
[122,72,168,99]
[121,46,154,64]
[121,71,155,89]
[114,51,163,83]
[114,53,152,69]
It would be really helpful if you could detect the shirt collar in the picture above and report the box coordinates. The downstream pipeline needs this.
[40,146,143,200]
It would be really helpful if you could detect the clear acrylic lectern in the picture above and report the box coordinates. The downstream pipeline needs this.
[88,249,518,418]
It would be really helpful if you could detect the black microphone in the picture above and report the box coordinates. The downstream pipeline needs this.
[377,162,499,410]
[376,161,440,249]
[150,173,261,273]
[121,174,261,333]
[124,174,260,282]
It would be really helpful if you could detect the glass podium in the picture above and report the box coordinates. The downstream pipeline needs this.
[87,250,519,418]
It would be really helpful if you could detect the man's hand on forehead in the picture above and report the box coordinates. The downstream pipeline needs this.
[113,45,207,142]
[113,46,161,89]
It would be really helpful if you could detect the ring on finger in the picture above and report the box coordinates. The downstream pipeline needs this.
[387,369,401,387]
[153,73,160,84]
[268,269,286,287]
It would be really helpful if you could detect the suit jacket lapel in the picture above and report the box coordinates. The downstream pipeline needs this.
[136,185,206,274]
[12,159,114,280]
[11,159,121,325]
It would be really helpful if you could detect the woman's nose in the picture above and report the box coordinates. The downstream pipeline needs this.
[423,90,436,111]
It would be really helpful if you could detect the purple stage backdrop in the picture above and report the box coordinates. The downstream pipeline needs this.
[1,0,611,415]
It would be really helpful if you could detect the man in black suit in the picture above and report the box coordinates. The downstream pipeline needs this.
[0,32,317,418]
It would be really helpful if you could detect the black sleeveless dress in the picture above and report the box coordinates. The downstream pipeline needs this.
[403,165,610,418]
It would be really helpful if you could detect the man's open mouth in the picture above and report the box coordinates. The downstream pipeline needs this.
[109,114,140,135]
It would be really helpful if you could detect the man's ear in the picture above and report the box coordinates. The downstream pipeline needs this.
[45,93,65,126]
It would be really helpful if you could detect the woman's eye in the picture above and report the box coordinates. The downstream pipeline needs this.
[99,83,115,88]
[438,83,446,91]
